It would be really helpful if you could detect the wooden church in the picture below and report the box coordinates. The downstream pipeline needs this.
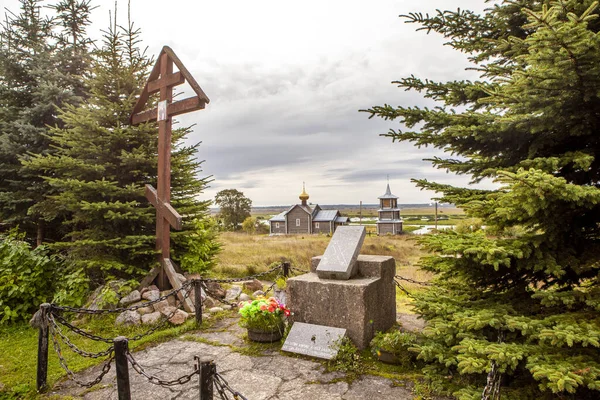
[376,183,403,235]
[269,184,348,235]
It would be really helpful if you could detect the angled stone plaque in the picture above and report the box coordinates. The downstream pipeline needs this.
[316,226,365,280]
[282,322,346,360]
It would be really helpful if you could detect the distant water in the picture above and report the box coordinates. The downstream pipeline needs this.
[411,225,455,235]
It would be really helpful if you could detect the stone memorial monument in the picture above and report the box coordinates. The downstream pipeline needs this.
[285,226,396,350]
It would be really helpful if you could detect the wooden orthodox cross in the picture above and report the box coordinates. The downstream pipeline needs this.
[130,46,210,311]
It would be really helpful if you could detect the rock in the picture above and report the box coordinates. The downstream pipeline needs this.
[239,293,251,302]
[208,307,224,313]
[140,285,159,296]
[160,290,178,307]
[29,309,43,328]
[203,296,217,309]
[274,289,286,305]
[115,310,141,326]
[141,311,162,325]
[222,305,232,311]
[159,306,177,318]
[225,285,242,301]
[120,290,141,306]
[168,309,189,325]
[154,299,170,313]
[84,280,127,310]
[138,305,155,315]
[243,279,263,292]
[142,289,160,302]
[253,290,265,298]
[205,282,226,298]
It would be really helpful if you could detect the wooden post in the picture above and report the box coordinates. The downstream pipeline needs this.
[194,280,203,326]
[36,303,50,392]
[282,262,290,278]
[199,360,215,400]
[114,336,131,400]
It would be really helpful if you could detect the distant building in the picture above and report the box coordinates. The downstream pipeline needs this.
[269,184,348,235]
[377,183,403,235]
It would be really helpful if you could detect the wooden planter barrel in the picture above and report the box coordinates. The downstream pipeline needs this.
[247,322,285,343]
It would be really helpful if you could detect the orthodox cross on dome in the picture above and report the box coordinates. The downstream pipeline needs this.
[130,46,210,307]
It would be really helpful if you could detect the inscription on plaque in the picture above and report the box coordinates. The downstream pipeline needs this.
[282,322,346,360]
[316,226,366,280]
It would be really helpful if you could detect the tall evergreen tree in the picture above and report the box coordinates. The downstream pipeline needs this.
[0,0,92,244]
[24,9,217,287]
[365,1,600,399]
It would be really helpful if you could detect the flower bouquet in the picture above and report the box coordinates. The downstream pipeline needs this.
[238,296,290,342]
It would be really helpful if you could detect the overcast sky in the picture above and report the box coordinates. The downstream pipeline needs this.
[2,0,496,206]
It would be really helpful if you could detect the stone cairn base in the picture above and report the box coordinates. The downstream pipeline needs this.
[82,276,267,327]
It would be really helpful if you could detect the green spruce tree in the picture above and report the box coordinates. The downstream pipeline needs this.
[0,0,92,244]
[365,1,600,399]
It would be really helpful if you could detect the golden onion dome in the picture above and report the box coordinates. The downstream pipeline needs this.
[299,182,309,201]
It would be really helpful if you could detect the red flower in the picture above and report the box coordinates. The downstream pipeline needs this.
[260,304,267,311]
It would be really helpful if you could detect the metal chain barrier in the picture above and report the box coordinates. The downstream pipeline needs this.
[39,263,299,395]
[196,263,284,284]
[394,279,415,298]
[48,313,114,358]
[51,312,114,343]
[213,371,249,400]
[394,275,432,286]
[290,266,310,274]
[49,320,114,388]
[126,350,199,387]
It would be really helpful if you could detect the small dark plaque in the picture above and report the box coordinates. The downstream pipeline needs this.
[282,322,346,360]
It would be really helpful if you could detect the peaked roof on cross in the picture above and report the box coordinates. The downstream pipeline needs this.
[130,46,210,124]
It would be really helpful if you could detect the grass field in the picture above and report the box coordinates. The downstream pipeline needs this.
[214,232,431,290]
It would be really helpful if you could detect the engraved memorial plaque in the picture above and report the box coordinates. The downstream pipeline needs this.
[282,322,346,360]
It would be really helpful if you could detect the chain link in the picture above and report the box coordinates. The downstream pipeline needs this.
[126,350,199,386]
[49,321,114,388]
[214,371,249,400]
[394,275,432,286]
[51,312,114,343]
[394,279,415,298]
[290,266,310,274]
[197,264,283,284]
[48,313,114,358]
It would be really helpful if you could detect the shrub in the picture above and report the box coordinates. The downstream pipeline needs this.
[179,218,221,275]
[370,329,420,367]
[0,232,58,323]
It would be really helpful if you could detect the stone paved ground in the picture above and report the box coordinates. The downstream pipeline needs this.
[48,315,425,400]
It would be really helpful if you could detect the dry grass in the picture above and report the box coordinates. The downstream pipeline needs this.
[214,232,431,283]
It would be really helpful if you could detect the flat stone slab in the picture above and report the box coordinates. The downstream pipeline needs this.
[282,322,346,360]
[316,226,366,280]
[47,314,441,400]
